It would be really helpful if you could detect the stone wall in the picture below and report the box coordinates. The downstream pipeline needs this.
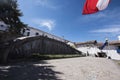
[0,35,81,63]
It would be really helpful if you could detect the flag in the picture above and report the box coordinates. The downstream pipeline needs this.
[99,40,108,50]
[82,0,110,15]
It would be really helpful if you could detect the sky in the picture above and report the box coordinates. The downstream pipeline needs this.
[18,0,120,42]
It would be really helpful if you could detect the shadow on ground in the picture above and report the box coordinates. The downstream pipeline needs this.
[0,60,62,80]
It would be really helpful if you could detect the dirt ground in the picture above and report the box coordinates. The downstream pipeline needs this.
[0,57,120,80]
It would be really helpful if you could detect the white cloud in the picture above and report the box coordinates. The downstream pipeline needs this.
[91,25,120,33]
[35,0,57,9]
[78,7,120,25]
[32,19,55,31]
[90,25,120,40]
[92,27,120,33]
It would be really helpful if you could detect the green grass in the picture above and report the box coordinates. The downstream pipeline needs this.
[9,54,83,63]
[29,54,82,60]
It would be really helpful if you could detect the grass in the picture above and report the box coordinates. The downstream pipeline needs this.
[29,54,83,60]
[9,53,83,63]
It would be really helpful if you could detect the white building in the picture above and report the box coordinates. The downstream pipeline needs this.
[0,20,68,43]
[22,27,68,43]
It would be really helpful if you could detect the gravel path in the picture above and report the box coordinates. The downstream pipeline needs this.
[46,57,120,80]
[0,57,120,80]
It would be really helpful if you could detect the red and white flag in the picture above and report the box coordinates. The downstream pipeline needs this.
[82,0,110,15]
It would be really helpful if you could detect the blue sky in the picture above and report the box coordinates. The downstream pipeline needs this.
[18,0,120,42]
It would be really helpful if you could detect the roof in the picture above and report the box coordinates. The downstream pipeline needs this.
[27,26,70,42]
[75,40,97,45]
[109,40,120,45]
[97,41,120,46]
[75,40,120,47]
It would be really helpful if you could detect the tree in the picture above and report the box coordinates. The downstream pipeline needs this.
[0,0,26,63]
[0,0,26,35]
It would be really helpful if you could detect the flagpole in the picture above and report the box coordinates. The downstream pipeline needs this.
[106,38,109,57]
[106,38,111,59]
